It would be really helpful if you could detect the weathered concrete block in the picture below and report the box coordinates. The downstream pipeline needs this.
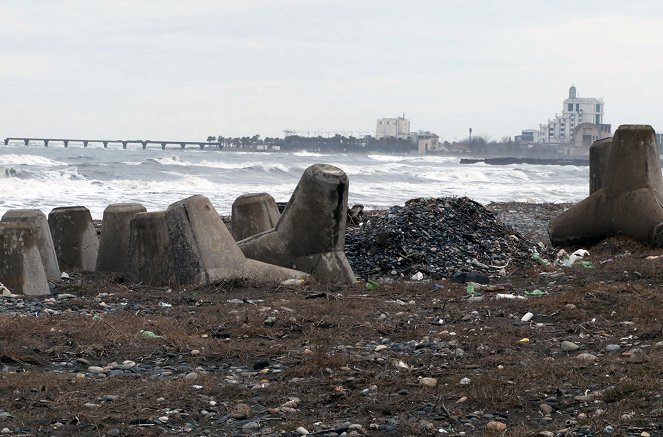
[0,223,49,295]
[589,137,612,195]
[549,125,663,246]
[2,209,60,280]
[96,203,147,272]
[127,211,174,286]
[48,206,99,271]
[231,193,280,241]
[239,164,356,283]
[165,195,309,286]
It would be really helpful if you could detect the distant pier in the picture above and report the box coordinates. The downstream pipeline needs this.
[3,137,223,150]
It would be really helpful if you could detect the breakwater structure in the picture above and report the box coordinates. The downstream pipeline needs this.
[3,137,223,150]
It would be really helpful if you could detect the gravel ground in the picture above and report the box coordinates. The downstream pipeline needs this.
[2,202,663,436]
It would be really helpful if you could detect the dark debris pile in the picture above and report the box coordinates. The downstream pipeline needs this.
[345,197,535,280]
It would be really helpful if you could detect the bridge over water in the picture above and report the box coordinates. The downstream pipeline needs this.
[3,137,223,150]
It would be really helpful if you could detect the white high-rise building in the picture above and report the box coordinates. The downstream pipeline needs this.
[376,115,410,140]
[517,85,610,146]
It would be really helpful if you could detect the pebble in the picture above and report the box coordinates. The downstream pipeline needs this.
[460,377,471,385]
[486,421,507,432]
[184,372,199,380]
[539,403,553,414]
[605,344,620,352]
[521,312,534,322]
[295,426,310,435]
[575,353,598,363]
[231,403,251,419]
[87,366,106,374]
[419,377,438,388]
[561,341,580,352]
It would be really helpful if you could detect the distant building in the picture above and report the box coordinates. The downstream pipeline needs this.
[376,115,411,140]
[516,85,611,153]
[417,131,441,154]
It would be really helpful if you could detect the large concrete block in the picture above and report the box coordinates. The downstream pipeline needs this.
[127,211,174,286]
[2,209,60,280]
[96,203,147,272]
[238,164,356,283]
[549,125,663,246]
[589,137,612,195]
[48,206,99,271]
[0,223,49,295]
[165,195,309,286]
[231,193,280,241]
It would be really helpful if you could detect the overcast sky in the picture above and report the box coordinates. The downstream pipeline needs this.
[1,0,662,141]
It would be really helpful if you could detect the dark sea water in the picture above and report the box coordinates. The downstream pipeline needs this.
[0,142,589,219]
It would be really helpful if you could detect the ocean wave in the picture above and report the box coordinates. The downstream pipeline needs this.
[0,154,66,167]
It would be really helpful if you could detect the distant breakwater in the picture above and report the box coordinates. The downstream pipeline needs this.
[460,157,589,166]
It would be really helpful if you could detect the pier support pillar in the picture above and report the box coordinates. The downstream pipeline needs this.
[161,143,166,150]
[142,141,147,149]
[64,140,68,148]
[103,141,108,148]
[3,139,8,146]
[83,141,88,148]
[180,143,186,149]
[44,140,49,147]
[23,139,29,146]
[122,141,128,149]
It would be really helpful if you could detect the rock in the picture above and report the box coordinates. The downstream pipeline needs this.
[605,344,620,352]
[184,372,199,380]
[87,366,106,374]
[460,377,471,385]
[231,403,251,419]
[521,312,534,322]
[295,426,310,435]
[561,341,580,352]
[419,377,438,388]
[539,403,553,415]
[486,420,507,432]
[575,353,597,363]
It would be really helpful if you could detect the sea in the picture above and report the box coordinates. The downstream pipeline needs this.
[0,142,589,220]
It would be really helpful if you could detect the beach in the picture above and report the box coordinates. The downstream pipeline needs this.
[0,201,661,436]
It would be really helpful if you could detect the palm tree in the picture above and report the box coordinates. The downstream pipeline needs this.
[206,136,216,144]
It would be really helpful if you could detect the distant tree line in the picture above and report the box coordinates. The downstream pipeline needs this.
[204,134,417,153]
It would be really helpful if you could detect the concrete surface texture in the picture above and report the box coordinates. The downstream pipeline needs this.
[231,193,280,241]
[48,206,99,272]
[165,195,309,287]
[2,209,60,280]
[127,211,174,286]
[238,163,356,283]
[549,125,663,246]
[0,222,49,295]
[96,203,147,272]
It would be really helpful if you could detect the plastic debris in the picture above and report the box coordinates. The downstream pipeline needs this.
[280,278,305,286]
[140,330,164,339]
[531,253,550,266]
[521,312,534,322]
[495,293,527,300]
[366,280,379,290]
[61,272,70,279]
[524,289,547,296]
[410,271,424,281]
[158,301,172,308]
[518,338,530,343]
[92,314,103,321]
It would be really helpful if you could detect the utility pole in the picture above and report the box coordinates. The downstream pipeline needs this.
[469,128,472,146]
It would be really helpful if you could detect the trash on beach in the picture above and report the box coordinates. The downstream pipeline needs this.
[61,272,70,279]
[521,312,534,322]
[531,252,551,266]
[92,314,103,321]
[366,279,379,290]
[579,260,593,268]
[56,293,76,300]
[466,284,476,296]
[467,282,512,292]
[263,316,277,326]
[280,278,305,286]
[495,293,527,300]
[0,282,14,297]
[556,248,591,267]
[518,338,530,343]
[646,255,662,260]
[158,301,172,308]
[140,330,164,339]
[410,271,424,281]
[524,289,547,296]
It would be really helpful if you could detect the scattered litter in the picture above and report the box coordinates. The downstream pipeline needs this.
[518,338,530,343]
[365,280,379,291]
[92,314,103,321]
[140,330,164,339]
[531,252,550,266]
[158,301,172,308]
[495,293,527,300]
[280,278,305,286]
[452,271,490,285]
[646,255,662,260]
[521,312,534,322]
[524,289,547,296]
[56,293,76,300]
[61,272,70,279]
[410,271,424,281]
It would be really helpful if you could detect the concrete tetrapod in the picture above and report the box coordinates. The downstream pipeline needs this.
[589,137,612,195]
[2,209,60,280]
[0,223,49,295]
[231,193,280,241]
[164,195,310,286]
[127,211,174,286]
[48,206,99,272]
[549,125,663,246]
[238,164,356,283]
[96,203,147,272]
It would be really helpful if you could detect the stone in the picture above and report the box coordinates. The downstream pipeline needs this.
[48,206,99,271]
[127,212,174,286]
[2,209,60,280]
[606,344,620,352]
[419,377,438,388]
[549,125,663,246]
[231,403,251,419]
[539,403,554,415]
[231,193,280,241]
[575,353,597,363]
[165,195,309,286]
[96,203,146,272]
[0,223,49,295]
[485,420,507,432]
[239,164,356,283]
[561,341,580,352]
